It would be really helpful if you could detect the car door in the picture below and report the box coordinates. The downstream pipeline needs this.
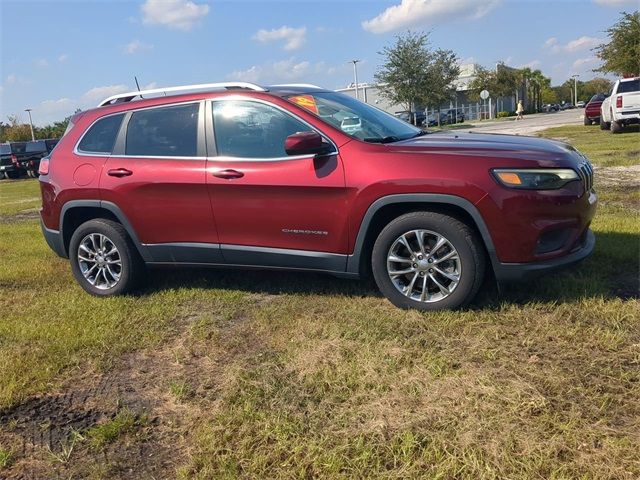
[100,101,222,263]
[205,98,349,270]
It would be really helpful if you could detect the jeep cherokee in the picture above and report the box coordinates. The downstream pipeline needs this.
[38,82,596,310]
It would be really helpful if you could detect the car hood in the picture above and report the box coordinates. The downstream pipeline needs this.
[387,131,582,165]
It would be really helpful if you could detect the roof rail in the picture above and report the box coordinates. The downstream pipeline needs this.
[270,83,324,89]
[98,82,267,107]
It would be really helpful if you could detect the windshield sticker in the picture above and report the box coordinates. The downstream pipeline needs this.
[289,95,319,114]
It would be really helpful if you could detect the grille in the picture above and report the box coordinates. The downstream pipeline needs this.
[577,161,594,193]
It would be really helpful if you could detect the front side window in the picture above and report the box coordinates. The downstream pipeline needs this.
[212,100,311,158]
[125,103,199,157]
[78,114,124,154]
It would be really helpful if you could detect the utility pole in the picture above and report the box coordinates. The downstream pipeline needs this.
[25,109,35,141]
[571,74,579,106]
[349,60,360,100]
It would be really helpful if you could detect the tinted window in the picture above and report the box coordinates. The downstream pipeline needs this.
[11,143,26,154]
[618,79,640,94]
[26,141,47,152]
[0,144,10,155]
[125,103,199,157]
[212,101,311,158]
[589,94,605,103]
[78,114,124,154]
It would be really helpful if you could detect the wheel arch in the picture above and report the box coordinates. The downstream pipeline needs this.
[347,194,499,278]
[60,200,150,261]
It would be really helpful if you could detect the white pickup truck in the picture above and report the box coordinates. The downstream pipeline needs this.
[600,77,640,133]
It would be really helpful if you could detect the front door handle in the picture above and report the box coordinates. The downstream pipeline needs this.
[212,169,244,179]
[107,168,133,178]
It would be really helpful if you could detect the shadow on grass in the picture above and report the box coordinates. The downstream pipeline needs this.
[141,231,638,308]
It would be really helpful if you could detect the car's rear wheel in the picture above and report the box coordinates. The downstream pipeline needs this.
[6,171,19,179]
[583,116,591,126]
[69,219,145,296]
[600,116,609,130]
[372,212,485,311]
[610,120,623,134]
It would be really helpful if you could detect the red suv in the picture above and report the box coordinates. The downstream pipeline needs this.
[38,82,596,310]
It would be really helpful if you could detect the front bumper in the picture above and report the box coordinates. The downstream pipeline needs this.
[493,228,595,282]
[40,216,67,258]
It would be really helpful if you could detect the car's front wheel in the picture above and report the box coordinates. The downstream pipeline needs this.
[372,212,485,311]
[69,219,144,296]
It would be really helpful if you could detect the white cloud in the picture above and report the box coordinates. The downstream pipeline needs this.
[141,0,209,31]
[565,36,600,52]
[82,84,130,104]
[141,81,158,90]
[35,59,49,68]
[253,26,306,51]
[544,37,557,48]
[124,39,154,55]
[362,0,501,34]
[58,54,69,63]
[572,57,597,69]
[227,58,345,84]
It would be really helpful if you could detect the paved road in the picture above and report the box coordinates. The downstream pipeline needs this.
[464,109,584,135]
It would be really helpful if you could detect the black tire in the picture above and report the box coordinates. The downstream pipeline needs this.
[583,116,591,126]
[69,219,145,296]
[371,212,485,311]
[6,171,20,179]
[610,120,623,134]
[600,116,609,130]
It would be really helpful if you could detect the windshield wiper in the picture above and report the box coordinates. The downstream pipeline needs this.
[363,136,400,144]
[411,130,428,138]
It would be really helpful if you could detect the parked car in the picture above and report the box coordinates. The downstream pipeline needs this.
[443,109,465,124]
[395,111,426,126]
[584,94,607,125]
[543,104,560,113]
[600,77,640,133]
[560,103,574,110]
[576,101,585,108]
[17,139,59,177]
[340,116,362,134]
[425,110,463,127]
[38,82,596,311]
[0,143,13,179]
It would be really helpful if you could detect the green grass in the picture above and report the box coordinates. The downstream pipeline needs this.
[0,446,13,468]
[1,168,639,478]
[85,409,146,450]
[0,179,41,215]
[538,124,640,167]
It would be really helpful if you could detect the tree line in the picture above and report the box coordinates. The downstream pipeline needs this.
[0,114,73,143]
[373,10,636,122]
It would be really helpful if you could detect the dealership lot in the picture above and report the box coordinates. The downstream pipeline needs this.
[0,124,638,478]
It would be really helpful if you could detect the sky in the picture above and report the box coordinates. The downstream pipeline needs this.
[0,0,636,126]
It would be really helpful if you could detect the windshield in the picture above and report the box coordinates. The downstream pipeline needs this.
[26,141,47,152]
[286,91,421,143]
[589,94,605,103]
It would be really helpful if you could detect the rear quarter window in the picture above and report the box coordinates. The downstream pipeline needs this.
[77,114,125,154]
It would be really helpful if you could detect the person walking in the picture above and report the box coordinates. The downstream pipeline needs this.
[516,100,524,121]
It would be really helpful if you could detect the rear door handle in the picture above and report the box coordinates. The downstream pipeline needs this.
[212,169,244,179]
[107,168,133,178]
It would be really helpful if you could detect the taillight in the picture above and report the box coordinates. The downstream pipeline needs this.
[11,154,17,164]
[39,157,50,175]
[616,95,622,108]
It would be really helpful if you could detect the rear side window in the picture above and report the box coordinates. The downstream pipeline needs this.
[11,143,26,154]
[78,114,125,154]
[589,94,605,102]
[0,144,10,155]
[125,103,199,157]
[617,79,639,94]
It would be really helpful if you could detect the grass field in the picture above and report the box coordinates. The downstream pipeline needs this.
[0,129,638,479]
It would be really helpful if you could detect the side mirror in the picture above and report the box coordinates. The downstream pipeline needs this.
[285,131,330,156]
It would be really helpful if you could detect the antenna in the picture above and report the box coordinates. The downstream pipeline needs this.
[134,76,143,99]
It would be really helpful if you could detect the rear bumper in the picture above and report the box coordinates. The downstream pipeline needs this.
[493,229,595,282]
[40,215,67,258]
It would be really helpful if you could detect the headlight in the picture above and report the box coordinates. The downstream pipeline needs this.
[491,168,580,190]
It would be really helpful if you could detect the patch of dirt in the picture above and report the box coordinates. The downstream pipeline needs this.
[0,210,40,223]
[0,297,270,479]
[594,165,640,188]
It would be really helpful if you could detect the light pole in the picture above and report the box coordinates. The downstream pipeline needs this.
[25,109,35,141]
[349,60,360,100]
[571,74,579,106]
